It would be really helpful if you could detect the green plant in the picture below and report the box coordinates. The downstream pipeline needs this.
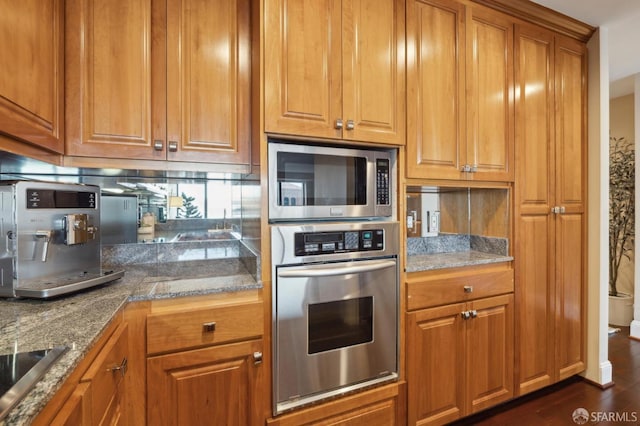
[609,136,635,296]
[177,192,202,218]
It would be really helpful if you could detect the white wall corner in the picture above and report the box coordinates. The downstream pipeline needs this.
[584,27,612,385]
[631,320,640,339]
[634,72,640,336]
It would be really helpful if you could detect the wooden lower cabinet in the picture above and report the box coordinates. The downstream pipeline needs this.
[124,290,266,426]
[35,316,129,426]
[147,339,264,426]
[407,294,513,425]
[267,382,406,426]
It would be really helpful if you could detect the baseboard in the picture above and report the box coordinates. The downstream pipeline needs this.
[582,360,613,387]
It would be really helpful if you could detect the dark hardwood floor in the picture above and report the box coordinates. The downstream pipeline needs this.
[450,327,640,425]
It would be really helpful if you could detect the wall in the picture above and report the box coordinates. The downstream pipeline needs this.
[609,94,635,296]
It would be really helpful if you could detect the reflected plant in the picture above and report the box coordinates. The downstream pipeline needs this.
[609,136,635,296]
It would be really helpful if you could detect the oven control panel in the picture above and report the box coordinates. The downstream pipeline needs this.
[294,229,384,256]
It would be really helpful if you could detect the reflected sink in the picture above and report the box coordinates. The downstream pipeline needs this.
[170,230,237,242]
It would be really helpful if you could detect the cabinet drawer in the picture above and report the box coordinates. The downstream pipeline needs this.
[407,264,513,310]
[80,322,128,426]
[147,300,263,355]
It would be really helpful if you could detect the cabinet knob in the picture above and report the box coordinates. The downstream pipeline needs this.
[551,206,560,214]
[153,140,164,151]
[470,165,478,173]
[253,351,263,365]
[108,357,128,378]
[335,119,344,130]
[560,206,566,214]
[202,322,217,333]
[461,164,471,172]
[168,141,178,152]
[470,310,478,319]
[463,286,473,293]
[346,119,355,130]
[461,311,471,320]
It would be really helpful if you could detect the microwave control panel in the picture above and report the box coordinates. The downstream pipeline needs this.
[294,229,384,256]
[376,159,390,206]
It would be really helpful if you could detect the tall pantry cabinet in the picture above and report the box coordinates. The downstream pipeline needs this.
[65,0,250,165]
[513,23,587,396]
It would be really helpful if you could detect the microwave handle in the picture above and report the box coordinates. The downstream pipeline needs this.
[278,259,396,278]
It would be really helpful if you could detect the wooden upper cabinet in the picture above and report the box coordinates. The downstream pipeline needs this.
[406,0,465,180]
[0,0,63,153]
[264,0,405,145]
[65,0,250,165]
[65,0,154,159]
[406,0,513,181]
[465,6,513,181]
[165,0,250,163]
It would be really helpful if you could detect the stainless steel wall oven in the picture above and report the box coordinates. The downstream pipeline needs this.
[271,221,399,415]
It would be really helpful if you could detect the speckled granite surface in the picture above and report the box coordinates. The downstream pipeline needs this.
[406,251,513,272]
[406,234,511,272]
[0,259,260,426]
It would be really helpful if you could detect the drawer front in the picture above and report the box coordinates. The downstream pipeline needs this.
[147,301,263,355]
[80,322,128,425]
[407,266,513,310]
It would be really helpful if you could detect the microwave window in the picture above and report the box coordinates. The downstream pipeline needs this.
[277,152,367,206]
[308,297,373,354]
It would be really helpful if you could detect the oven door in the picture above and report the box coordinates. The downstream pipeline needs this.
[274,257,398,414]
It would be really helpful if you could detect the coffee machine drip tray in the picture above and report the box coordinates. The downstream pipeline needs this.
[14,269,125,299]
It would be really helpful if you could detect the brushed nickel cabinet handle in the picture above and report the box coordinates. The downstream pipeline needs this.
[463,286,473,293]
[109,357,128,378]
[203,322,217,333]
[346,119,355,130]
[168,141,178,152]
[335,119,344,130]
[153,140,164,151]
[253,351,263,365]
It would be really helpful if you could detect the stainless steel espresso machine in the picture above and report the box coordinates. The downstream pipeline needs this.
[0,181,124,298]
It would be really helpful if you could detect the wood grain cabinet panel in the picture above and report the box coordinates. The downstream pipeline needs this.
[0,0,63,153]
[147,339,263,426]
[407,294,513,425]
[65,0,250,165]
[406,0,513,181]
[514,24,586,396]
[264,0,405,145]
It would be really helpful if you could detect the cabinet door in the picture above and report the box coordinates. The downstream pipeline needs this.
[406,0,466,179]
[65,0,158,160]
[147,340,263,426]
[264,0,342,139]
[0,0,63,153]
[166,0,250,164]
[466,294,513,414]
[554,35,586,380]
[50,382,92,426]
[513,24,556,396]
[342,0,405,145]
[466,6,513,181]
[407,303,465,425]
[82,322,129,426]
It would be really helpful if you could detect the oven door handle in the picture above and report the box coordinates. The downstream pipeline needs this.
[278,259,396,278]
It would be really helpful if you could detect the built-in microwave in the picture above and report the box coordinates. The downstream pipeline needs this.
[268,140,395,221]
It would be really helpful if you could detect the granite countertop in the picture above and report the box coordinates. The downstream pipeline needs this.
[0,262,261,426]
[405,250,513,273]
